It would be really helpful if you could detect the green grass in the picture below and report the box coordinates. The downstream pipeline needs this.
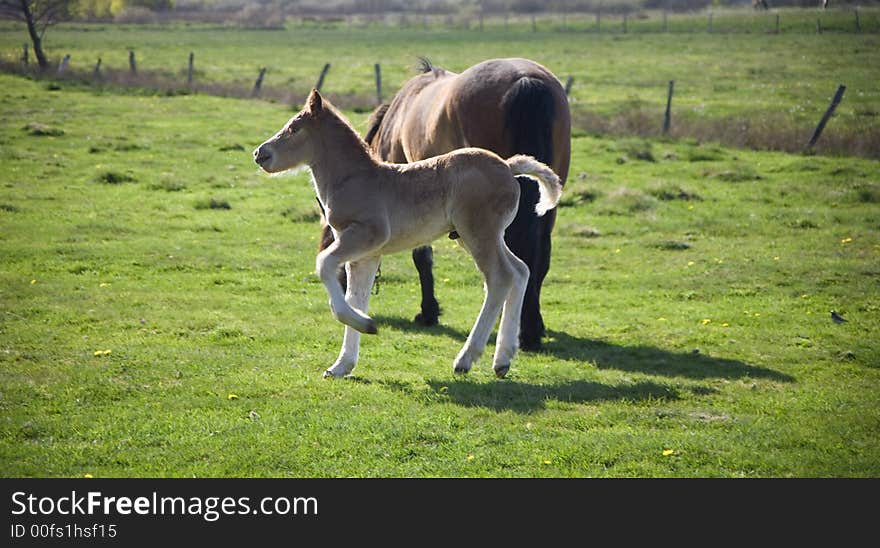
[1,66,878,477]
[1,9,879,156]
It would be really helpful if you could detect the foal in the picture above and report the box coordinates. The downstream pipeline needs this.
[254,90,562,379]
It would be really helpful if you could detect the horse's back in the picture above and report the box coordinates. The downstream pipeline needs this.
[445,58,570,183]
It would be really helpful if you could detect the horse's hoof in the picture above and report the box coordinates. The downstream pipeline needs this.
[453,366,469,375]
[322,369,338,379]
[519,336,542,352]
[414,312,439,327]
[494,365,510,379]
[363,318,378,335]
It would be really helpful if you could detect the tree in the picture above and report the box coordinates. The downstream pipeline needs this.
[0,0,72,69]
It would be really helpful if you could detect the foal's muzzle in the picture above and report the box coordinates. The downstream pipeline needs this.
[253,146,272,169]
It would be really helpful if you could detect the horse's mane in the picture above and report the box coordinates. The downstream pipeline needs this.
[364,103,389,147]
[364,58,441,147]
[416,57,434,74]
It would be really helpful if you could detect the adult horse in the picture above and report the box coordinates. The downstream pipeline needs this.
[321,57,571,350]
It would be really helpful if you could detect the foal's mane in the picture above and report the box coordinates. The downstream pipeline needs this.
[319,99,379,163]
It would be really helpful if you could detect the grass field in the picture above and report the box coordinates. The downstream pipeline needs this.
[2,8,879,156]
[1,66,878,477]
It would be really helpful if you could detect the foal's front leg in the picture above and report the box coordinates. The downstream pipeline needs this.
[324,256,381,379]
[316,224,386,335]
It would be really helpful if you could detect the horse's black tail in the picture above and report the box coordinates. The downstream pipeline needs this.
[502,77,556,167]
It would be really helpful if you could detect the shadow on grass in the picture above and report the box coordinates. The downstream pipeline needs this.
[381,378,681,414]
[373,314,467,341]
[543,330,794,382]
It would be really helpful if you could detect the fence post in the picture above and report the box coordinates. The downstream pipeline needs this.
[775,13,780,34]
[663,80,674,135]
[854,8,861,32]
[707,13,713,33]
[374,63,382,105]
[22,43,28,66]
[94,58,102,79]
[532,14,537,32]
[315,63,330,92]
[807,84,846,150]
[251,67,266,98]
[596,10,601,32]
[128,50,137,75]
[564,76,573,96]
[817,18,822,34]
[57,54,70,75]
[187,52,194,86]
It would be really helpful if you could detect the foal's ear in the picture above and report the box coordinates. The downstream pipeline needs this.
[307,89,323,115]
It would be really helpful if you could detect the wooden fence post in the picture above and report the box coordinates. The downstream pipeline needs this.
[251,67,266,98]
[315,63,330,92]
[564,76,573,96]
[596,10,601,32]
[531,14,537,32]
[775,13,780,34]
[807,85,846,150]
[817,18,822,34]
[94,58,102,79]
[128,50,136,75]
[663,80,674,134]
[57,54,70,75]
[374,63,382,105]
[854,8,861,32]
[22,43,28,66]
[187,52,194,86]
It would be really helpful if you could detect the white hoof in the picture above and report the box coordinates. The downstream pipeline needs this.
[323,361,354,379]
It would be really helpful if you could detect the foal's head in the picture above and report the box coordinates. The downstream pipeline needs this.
[253,89,326,173]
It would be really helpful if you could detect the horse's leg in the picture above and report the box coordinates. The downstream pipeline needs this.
[453,236,515,376]
[412,246,440,326]
[504,176,543,351]
[492,250,529,378]
[316,224,387,335]
[324,256,381,379]
[531,207,558,341]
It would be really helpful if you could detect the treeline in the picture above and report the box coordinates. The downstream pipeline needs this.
[71,0,877,23]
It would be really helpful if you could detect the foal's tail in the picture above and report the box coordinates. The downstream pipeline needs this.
[506,155,563,217]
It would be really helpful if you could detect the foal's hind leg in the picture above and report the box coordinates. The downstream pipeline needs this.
[452,236,516,376]
[491,251,529,379]
[324,257,381,379]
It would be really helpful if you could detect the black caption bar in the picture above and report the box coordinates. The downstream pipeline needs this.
[1,478,873,545]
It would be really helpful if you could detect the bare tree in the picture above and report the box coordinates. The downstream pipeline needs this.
[0,0,71,70]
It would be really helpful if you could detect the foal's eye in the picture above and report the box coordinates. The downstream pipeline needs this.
[287,126,298,135]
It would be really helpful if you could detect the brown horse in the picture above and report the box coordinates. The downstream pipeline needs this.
[254,90,562,379]
[321,57,570,350]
